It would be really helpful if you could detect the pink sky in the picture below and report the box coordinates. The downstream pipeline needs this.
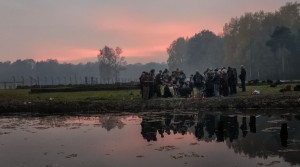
[0,0,295,64]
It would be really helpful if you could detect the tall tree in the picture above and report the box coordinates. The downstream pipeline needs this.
[266,26,294,79]
[97,46,127,83]
[186,30,224,73]
[167,37,187,71]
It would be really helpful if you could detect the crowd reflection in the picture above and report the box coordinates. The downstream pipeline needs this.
[140,112,282,144]
[141,113,196,142]
[140,112,300,165]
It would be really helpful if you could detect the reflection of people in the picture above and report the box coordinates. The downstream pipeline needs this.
[216,121,224,142]
[240,117,248,138]
[249,116,256,133]
[228,116,239,142]
[205,114,216,138]
[280,123,288,147]
[195,122,204,139]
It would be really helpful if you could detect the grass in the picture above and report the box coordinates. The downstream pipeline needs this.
[236,84,299,97]
[0,89,141,103]
[0,83,299,104]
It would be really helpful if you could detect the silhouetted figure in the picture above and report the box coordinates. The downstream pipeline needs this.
[193,71,204,97]
[280,123,288,147]
[239,65,246,92]
[249,116,256,133]
[228,116,239,142]
[212,69,221,97]
[232,68,238,94]
[228,67,234,95]
[216,121,224,142]
[221,69,229,96]
[163,84,173,98]
[205,70,214,97]
[149,69,155,98]
[139,72,146,96]
[141,72,151,100]
[195,122,204,139]
[205,114,216,138]
[240,117,248,138]
[154,70,162,97]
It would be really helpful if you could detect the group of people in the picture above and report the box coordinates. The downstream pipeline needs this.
[139,66,246,100]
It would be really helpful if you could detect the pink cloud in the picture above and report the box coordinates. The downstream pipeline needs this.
[89,13,222,63]
[33,47,99,63]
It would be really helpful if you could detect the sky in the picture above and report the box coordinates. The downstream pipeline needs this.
[0,0,296,64]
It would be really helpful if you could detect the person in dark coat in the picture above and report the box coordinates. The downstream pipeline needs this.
[227,67,234,95]
[149,69,155,98]
[220,68,229,96]
[212,69,221,97]
[154,70,162,97]
[239,65,246,92]
[232,68,238,94]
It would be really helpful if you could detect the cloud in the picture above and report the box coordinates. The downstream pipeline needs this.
[0,0,295,64]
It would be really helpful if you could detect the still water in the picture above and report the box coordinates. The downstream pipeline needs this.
[0,111,299,167]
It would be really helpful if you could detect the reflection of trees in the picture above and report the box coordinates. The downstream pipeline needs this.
[99,116,125,131]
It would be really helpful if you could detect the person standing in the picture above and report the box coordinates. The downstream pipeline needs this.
[149,69,155,98]
[232,68,238,94]
[227,67,234,95]
[239,65,246,92]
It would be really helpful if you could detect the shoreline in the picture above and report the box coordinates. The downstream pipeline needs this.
[1,94,300,114]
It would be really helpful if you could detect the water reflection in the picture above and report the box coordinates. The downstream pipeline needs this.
[139,111,300,165]
[98,115,125,131]
[0,112,299,167]
[141,112,245,143]
[141,113,196,142]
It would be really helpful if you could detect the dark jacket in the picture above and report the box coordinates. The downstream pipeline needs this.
[239,68,246,81]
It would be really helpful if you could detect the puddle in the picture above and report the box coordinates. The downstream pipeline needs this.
[0,112,299,167]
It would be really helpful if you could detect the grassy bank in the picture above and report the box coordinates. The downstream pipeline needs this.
[1,83,299,101]
[0,84,299,113]
[0,89,141,103]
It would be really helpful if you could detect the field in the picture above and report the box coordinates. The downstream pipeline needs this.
[0,83,299,104]
[0,89,141,104]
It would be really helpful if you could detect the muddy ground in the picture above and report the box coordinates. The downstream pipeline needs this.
[1,94,300,114]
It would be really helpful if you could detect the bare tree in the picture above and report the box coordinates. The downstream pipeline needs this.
[97,46,127,83]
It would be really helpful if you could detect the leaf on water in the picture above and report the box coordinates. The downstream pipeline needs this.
[261,127,281,132]
[171,152,201,159]
[65,154,78,158]
[278,149,300,153]
[265,161,280,166]
[176,137,184,140]
[136,155,144,158]
[68,127,80,130]
[155,145,177,151]
[0,132,11,135]
[267,120,285,124]
[35,127,50,130]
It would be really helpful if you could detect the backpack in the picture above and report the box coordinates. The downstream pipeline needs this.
[194,74,203,87]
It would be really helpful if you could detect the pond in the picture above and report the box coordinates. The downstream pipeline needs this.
[0,111,299,167]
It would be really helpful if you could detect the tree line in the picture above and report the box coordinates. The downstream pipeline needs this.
[0,59,166,86]
[167,2,300,80]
